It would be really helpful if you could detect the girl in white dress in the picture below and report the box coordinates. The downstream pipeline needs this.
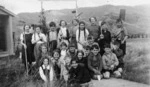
[76,21,89,50]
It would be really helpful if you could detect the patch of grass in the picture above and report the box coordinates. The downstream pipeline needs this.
[122,40,150,85]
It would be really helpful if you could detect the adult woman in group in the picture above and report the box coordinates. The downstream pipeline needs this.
[20,25,35,70]
[88,17,100,42]
[57,20,70,47]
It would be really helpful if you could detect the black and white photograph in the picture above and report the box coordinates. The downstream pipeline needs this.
[0,0,150,87]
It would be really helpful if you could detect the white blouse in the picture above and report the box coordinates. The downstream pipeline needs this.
[39,65,54,82]
[76,29,89,43]
[31,33,47,44]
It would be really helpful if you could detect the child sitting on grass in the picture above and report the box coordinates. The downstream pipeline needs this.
[39,57,54,87]
[69,59,91,87]
[88,44,103,80]
[112,41,124,77]
[102,44,119,79]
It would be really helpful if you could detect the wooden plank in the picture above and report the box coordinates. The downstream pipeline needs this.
[119,9,126,21]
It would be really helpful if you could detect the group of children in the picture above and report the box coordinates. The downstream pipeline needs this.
[38,38,124,87]
[19,17,128,87]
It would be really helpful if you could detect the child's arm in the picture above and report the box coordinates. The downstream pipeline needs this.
[113,54,119,67]
[39,67,47,82]
[102,55,109,70]
[78,63,85,67]
[31,34,38,44]
[41,34,47,43]
[88,55,97,73]
[114,49,123,58]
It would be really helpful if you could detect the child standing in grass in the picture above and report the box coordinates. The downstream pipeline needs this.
[39,57,54,87]
[102,44,119,79]
[47,22,59,55]
[88,44,103,80]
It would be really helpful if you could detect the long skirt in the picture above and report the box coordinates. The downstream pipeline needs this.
[22,43,35,68]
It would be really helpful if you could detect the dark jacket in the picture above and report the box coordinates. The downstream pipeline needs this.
[113,48,124,64]
[76,57,87,68]
[69,65,91,84]
[99,30,111,47]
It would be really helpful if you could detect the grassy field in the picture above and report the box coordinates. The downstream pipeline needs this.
[122,38,150,85]
[0,38,150,87]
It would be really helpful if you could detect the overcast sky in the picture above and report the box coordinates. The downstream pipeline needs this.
[1,0,150,14]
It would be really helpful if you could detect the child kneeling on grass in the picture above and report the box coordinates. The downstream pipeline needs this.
[102,44,120,79]
[39,57,54,87]
[88,44,103,80]
[69,59,91,87]
[112,41,124,77]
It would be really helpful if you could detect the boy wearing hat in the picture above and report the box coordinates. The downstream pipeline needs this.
[66,43,77,60]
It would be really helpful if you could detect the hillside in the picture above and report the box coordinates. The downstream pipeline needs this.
[14,4,150,35]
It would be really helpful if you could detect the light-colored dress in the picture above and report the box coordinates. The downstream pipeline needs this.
[76,29,89,50]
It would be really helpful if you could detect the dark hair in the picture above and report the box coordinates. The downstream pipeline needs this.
[52,49,60,57]
[87,35,93,40]
[49,21,56,27]
[41,57,50,65]
[89,17,97,22]
[84,45,91,50]
[104,44,111,48]
[77,50,84,56]
[23,25,30,31]
[79,21,85,26]
[116,18,123,24]
[72,19,79,24]
[35,25,42,30]
[78,21,86,41]
[114,41,120,46]
[91,44,99,50]
[70,58,77,64]
[60,42,67,47]
[59,20,67,26]
[39,43,47,52]
[69,43,76,48]
[101,21,107,26]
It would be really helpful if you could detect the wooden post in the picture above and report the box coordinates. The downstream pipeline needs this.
[119,9,126,21]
